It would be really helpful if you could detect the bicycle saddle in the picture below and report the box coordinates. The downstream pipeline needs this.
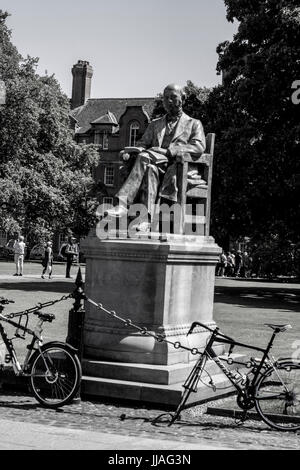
[34,311,55,322]
[264,323,292,332]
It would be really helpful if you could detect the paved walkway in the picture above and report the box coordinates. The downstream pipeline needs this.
[0,418,228,451]
[0,391,299,450]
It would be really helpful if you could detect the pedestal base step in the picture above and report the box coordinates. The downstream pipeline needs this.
[81,354,246,408]
[82,354,244,385]
[81,373,234,408]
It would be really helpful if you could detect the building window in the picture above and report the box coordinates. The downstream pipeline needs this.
[94,133,101,145]
[129,122,140,146]
[104,165,114,187]
[103,132,109,150]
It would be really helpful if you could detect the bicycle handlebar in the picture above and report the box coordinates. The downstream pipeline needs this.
[186,321,217,336]
[186,321,235,344]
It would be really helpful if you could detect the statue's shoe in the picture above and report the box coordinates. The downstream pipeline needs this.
[134,221,151,233]
[104,205,128,218]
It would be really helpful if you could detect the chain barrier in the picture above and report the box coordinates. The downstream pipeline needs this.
[4,294,73,319]
[3,288,203,356]
[85,296,202,357]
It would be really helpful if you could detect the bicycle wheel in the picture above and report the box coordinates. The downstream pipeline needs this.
[255,361,300,431]
[29,344,82,408]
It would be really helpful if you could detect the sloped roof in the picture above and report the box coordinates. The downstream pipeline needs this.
[76,125,93,135]
[91,110,118,125]
[71,97,156,131]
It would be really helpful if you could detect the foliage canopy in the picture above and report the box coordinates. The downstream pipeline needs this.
[0,11,101,246]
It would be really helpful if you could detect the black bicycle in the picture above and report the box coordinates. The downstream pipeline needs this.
[0,297,82,408]
[160,321,300,431]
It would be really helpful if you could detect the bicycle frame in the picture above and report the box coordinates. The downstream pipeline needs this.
[0,313,44,376]
[169,325,281,425]
[207,327,279,394]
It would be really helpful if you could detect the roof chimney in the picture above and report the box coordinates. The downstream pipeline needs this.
[71,60,93,109]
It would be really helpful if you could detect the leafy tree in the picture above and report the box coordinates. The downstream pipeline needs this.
[208,0,300,257]
[150,2,300,276]
[0,11,101,248]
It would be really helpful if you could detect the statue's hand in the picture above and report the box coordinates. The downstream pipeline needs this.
[120,150,131,161]
[123,153,131,161]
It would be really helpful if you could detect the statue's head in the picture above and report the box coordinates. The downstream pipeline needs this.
[163,84,186,116]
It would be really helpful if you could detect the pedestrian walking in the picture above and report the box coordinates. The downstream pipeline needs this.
[58,236,68,261]
[216,251,227,277]
[241,251,252,278]
[13,236,26,276]
[234,250,243,277]
[41,241,53,279]
[65,236,79,279]
[225,252,235,277]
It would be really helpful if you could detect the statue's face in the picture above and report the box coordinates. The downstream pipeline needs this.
[163,87,183,116]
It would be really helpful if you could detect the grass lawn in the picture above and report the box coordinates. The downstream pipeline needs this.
[213,279,300,360]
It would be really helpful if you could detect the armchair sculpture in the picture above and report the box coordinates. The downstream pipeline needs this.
[176,133,215,236]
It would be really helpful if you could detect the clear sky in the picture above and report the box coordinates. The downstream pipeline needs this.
[1,0,238,98]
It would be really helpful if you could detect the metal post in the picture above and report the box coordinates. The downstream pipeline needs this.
[66,267,86,402]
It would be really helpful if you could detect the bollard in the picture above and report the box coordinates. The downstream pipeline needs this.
[66,267,86,403]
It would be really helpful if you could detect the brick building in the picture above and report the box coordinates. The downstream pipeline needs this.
[0,61,157,258]
[70,60,156,206]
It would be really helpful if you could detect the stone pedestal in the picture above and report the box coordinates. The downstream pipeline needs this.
[81,231,224,406]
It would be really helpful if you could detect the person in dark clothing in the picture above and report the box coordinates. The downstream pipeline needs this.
[65,237,79,279]
[241,251,252,278]
[234,250,243,277]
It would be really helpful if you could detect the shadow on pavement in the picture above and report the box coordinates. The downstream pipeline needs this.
[122,412,260,432]
[229,277,300,284]
[214,285,300,313]
[0,400,39,411]
[151,417,261,432]
[0,281,75,294]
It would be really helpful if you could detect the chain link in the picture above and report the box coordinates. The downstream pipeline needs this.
[5,294,72,319]
[86,297,202,356]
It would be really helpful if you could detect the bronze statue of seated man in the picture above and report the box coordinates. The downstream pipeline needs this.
[105,83,206,232]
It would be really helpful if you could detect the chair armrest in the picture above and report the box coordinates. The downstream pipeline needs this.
[176,152,212,165]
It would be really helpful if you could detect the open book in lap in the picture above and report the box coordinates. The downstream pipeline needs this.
[124,147,168,165]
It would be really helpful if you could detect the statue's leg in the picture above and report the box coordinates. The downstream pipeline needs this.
[117,153,149,206]
[139,163,160,220]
